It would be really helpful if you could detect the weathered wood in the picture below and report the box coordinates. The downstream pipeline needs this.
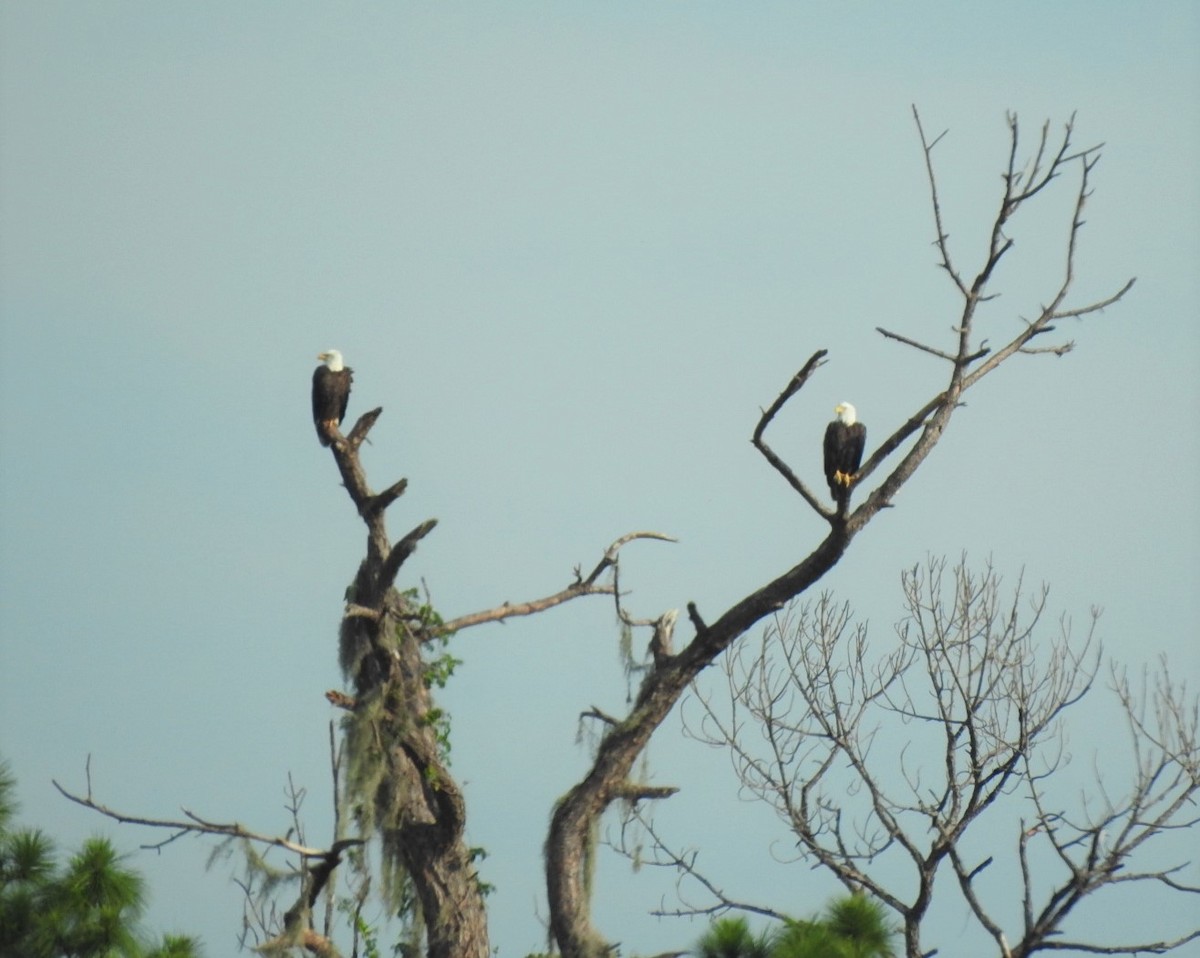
[326,408,491,958]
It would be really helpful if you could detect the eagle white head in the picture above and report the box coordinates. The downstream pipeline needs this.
[834,402,858,426]
[318,349,345,372]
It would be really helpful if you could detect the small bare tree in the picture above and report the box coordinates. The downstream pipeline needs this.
[683,555,1199,957]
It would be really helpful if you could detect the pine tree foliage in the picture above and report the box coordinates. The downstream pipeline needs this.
[0,759,203,958]
[693,895,897,958]
[694,914,772,958]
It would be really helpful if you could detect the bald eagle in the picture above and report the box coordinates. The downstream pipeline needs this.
[313,350,353,446]
[824,402,866,511]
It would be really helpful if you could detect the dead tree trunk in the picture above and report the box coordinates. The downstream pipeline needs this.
[325,413,672,957]
[323,409,489,958]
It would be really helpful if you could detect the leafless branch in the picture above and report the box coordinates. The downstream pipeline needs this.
[607,806,787,922]
[1033,930,1200,954]
[382,518,439,587]
[876,326,989,364]
[750,349,832,520]
[581,706,621,727]
[1019,342,1075,357]
[912,106,969,298]
[438,531,676,636]
[53,761,360,861]
[747,111,1130,533]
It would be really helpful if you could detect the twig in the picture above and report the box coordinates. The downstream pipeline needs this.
[877,326,990,365]
[913,105,968,298]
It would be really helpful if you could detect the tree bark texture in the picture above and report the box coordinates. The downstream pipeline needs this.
[326,409,490,958]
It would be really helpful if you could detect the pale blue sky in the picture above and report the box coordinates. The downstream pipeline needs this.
[2,3,1198,954]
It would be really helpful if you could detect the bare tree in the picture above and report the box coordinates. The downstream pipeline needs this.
[543,109,1134,957]
[683,556,1199,957]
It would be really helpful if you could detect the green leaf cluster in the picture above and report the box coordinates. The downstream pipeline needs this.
[399,587,452,643]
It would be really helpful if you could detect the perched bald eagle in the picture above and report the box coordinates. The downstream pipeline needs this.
[824,402,866,511]
[312,350,353,446]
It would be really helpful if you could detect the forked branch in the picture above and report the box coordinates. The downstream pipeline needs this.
[608,806,787,922]
[53,759,362,862]
[438,531,677,637]
[751,349,833,521]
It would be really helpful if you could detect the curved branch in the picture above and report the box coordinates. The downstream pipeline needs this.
[877,326,990,366]
[609,807,787,922]
[438,531,676,636]
[586,530,679,585]
[440,582,615,636]
[750,350,833,521]
[53,771,361,861]
[345,407,383,449]
[383,518,439,586]
[912,105,968,298]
